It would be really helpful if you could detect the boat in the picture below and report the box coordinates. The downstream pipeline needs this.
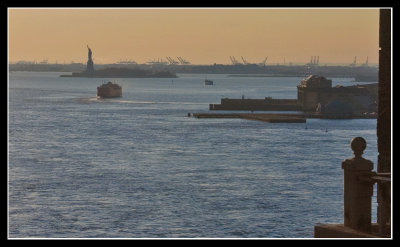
[97,81,122,98]
[204,79,213,85]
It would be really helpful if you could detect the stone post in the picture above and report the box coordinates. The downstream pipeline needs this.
[341,137,374,232]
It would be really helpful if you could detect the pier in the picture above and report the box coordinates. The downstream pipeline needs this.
[192,113,306,123]
[210,98,300,111]
[192,112,376,123]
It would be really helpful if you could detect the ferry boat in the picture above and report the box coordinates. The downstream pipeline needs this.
[204,79,213,85]
[97,81,122,98]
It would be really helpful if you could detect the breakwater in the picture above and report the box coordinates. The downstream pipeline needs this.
[192,112,376,122]
[192,113,306,123]
[210,98,300,111]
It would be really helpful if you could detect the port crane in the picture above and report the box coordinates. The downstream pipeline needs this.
[230,56,241,65]
[241,56,249,65]
[258,57,268,66]
[362,56,369,67]
[166,57,179,65]
[177,57,190,65]
[307,55,319,66]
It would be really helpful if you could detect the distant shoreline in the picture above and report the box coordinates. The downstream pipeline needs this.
[59,73,178,78]
[9,63,378,79]
[59,67,178,78]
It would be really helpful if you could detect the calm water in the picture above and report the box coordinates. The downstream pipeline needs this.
[8,72,378,238]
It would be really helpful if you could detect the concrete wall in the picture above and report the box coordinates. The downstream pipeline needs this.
[211,98,300,111]
[298,85,376,113]
[314,224,381,238]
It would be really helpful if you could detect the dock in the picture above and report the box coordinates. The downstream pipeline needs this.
[209,98,300,111]
[191,112,376,123]
[192,113,306,123]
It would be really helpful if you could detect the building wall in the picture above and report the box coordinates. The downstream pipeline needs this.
[298,86,376,113]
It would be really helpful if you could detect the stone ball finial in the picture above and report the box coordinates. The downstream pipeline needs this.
[351,137,367,158]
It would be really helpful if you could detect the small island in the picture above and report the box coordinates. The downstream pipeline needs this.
[60,46,177,78]
[207,75,378,119]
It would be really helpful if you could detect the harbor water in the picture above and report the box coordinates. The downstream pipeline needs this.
[8,72,378,238]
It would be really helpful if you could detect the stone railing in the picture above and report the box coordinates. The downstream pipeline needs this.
[314,137,391,238]
[341,137,391,237]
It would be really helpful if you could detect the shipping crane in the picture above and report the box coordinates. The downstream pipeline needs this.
[306,55,319,66]
[258,57,268,66]
[166,56,179,65]
[308,56,313,65]
[177,57,190,65]
[362,56,369,67]
[230,56,240,65]
[241,56,249,65]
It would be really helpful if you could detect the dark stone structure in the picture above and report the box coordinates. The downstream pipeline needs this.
[297,75,377,114]
[86,45,94,76]
[377,9,391,176]
[377,8,391,235]
[297,75,332,111]
[210,75,377,117]
[341,137,374,233]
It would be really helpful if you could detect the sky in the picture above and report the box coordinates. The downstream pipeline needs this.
[8,8,380,65]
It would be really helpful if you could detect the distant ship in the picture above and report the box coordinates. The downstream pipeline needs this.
[204,79,214,85]
[97,81,122,98]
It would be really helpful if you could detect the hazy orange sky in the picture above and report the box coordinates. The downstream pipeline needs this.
[8,8,380,65]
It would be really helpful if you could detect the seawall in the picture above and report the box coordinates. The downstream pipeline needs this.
[193,113,306,123]
[210,98,301,111]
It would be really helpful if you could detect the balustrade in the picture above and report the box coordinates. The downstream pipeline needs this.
[341,137,391,237]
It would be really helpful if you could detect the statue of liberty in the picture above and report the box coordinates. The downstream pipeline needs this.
[86,45,94,75]
[87,45,92,60]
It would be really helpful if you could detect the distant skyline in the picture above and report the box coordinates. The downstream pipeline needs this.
[8,8,380,65]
